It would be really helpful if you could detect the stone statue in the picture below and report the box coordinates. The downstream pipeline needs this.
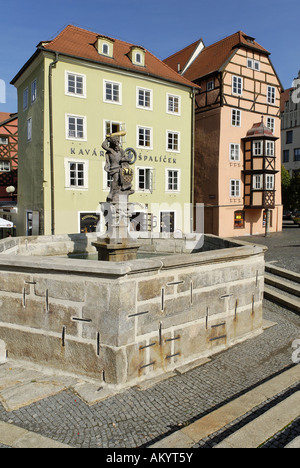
[102,132,136,203]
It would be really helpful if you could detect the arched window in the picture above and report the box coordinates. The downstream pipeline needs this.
[102,43,109,55]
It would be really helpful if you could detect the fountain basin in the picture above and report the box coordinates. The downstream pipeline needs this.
[0,233,266,387]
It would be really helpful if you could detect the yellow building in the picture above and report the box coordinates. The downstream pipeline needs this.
[11,25,198,236]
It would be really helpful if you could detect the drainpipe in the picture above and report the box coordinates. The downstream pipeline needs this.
[190,88,197,232]
[49,52,59,236]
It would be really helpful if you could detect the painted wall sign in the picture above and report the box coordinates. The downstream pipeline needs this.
[70,147,177,164]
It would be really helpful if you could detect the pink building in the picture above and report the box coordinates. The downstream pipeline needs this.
[165,32,283,237]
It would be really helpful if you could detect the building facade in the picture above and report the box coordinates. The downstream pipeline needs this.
[0,113,18,236]
[11,25,198,237]
[281,71,300,177]
[165,32,283,237]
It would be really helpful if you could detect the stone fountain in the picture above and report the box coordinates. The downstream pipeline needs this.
[92,131,141,262]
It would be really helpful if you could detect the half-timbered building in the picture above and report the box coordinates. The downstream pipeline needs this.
[165,31,283,236]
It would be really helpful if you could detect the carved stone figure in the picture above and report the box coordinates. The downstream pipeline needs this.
[102,132,136,203]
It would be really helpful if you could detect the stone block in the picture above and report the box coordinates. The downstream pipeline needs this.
[0,272,30,294]
[137,276,174,301]
[174,323,207,361]
[0,340,6,364]
[34,276,85,302]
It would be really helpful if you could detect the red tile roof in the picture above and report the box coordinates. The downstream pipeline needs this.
[163,39,203,74]
[0,113,12,124]
[280,88,292,113]
[164,31,270,82]
[40,25,198,89]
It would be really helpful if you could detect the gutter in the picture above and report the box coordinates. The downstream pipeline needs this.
[49,52,59,236]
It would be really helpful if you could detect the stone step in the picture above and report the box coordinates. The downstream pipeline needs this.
[213,392,300,448]
[265,263,300,285]
[264,286,300,314]
[265,273,300,297]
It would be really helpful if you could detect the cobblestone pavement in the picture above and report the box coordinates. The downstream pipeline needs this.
[0,227,299,449]
[236,223,300,274]
[0,300,299,448]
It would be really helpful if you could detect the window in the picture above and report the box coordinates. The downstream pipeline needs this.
[23,87,28,110]
[137,168,152,191]
[247,59,260,71]
[266,140,275,157]
[265,174,274,190]
[102,43,109,55]
[66,115,86,140]
[231,109,241,127]
[31,79,37,103]
[234,211,245,229]
[253,174,263,190]
[0,137,8,145]
[167,131,180,152]
[0,161,10,172]
[253,140,263,156]
[64,160,88,189]
[66,72,85,97]
[167,94,180,114]
[294,148,300,162]
[137,126,152,148]
[230,179,240,197]
[267,117,275,134]
[27,117,32,142]
[267,86,276,105]
[104,80,121,104]
[160,211,175,233]
[286,131,293,144]
[232,76,242,95]
[166,169,179,191]
[137,87,152,109]
[230,143,240,161]
[135,52,142,64]
[104,121,125,143]
[283,150,289,163]
[207,80,214,91]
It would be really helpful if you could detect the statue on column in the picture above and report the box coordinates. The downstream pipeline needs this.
[102,132,136,203]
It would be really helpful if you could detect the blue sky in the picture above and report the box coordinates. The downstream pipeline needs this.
[1,0,299,112]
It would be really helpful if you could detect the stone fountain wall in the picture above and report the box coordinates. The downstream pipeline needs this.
[0,234,266,387]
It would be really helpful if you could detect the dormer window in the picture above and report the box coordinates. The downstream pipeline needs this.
[95,36,114,58]
[129,46,145,67]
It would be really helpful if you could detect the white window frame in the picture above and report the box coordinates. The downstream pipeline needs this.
[265,174,274,190]
[0,137,8,145]
[27,117,32,142]
[165,168,180,192]
[166,130,180,153]
[103,80,122,105]
[253,174,263,190]
[23,87,28,111]
[102,43,109,55]
[104,120,125,143]
[64,158,89,190]
[159,210,176,233]
[136,166,153,192]
[231,109,241,127]
[0,160,10,172]
[207,80,214,91]
[267,86,276,105]
[247,59,260,71]
[266,117,275,134]
[31,79,37,104]
[65,71,86,98]
[166,93,181,115]
[266,140,275,157]
[229,143,240,161]
[137,125,153,149]
[136,87,153,110]
[66,114,87,141]
[230,179,241,197]
[102,162,113,191]
[232,75,243,96]
[252,140,264,156]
